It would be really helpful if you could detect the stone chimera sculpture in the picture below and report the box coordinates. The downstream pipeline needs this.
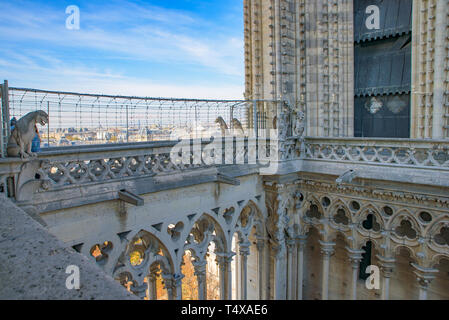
[7,110,48,158]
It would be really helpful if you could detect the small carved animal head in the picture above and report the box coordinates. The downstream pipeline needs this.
[215,116,224,124]
[35,110,49,126]
[232,118,241,126]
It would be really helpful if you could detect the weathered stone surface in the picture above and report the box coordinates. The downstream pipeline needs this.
[0,195,137,300]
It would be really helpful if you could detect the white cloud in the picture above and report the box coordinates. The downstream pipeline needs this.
[0,1,244,99]
[0,54,244,99]
[0,1,244,77]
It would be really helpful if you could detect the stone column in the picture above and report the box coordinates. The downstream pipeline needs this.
[286,238,296,300]
[432,0,449,138]
[235,247,240,299]
[347,248,364,300]
[411,263,439,300]
[256,237,265,300]
[273,241,288,300]
[225,254,234,300]
[161,273,175,300]
[377,255,395,300]
[239,240,251,300]
[216,252,235,300]
[216,255,226,300]
[147,271,158,300]
[173,273,184,300]
[193,260,207,300]
[264,239,271,299]
[296,236,307,300]
[319,241,336,300]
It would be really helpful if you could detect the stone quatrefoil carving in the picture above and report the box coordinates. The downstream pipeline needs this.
[305,143,449,167]
[36,142,251,190]
[40,154,192,188]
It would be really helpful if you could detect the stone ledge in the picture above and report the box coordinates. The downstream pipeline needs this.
[0,194,137,300]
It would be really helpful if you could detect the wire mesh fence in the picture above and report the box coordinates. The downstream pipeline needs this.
[4,87,277,149]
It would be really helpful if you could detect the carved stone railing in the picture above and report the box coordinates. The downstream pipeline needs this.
[37,140,202,190]
[304,137,449,169]
[3,136,449,204]
[0,137,274,201]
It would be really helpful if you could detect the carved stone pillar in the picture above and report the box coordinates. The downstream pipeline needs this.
[272,241,288,300]
[215,255,226,300]
[319,241,336,300]
[216,252,235,300]
[377,255,395,300]
[296,236,307,300]
[193,260,207,300]
[161,273,175,300]
[347,248,364,300]
[264,182,294,299]
[225,254,234,300]
[147,267,158,300]
[412,0,449,138]
[239,240,251,300]
[411,263,439,300]
[264,239,271,299]
[286,238,296,300]
[173,273,184,300]
[256,237,266,300]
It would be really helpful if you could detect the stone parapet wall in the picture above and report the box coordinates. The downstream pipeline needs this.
[0,194,136,300]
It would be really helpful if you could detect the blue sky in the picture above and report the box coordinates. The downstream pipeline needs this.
[0,0,245,98]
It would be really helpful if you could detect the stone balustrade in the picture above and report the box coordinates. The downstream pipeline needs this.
[304,137,449,169]
[2,137,449,202]
[0,137,263,211]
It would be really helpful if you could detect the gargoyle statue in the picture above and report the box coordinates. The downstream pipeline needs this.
[293,111,306,138]
[7,110,48,158]
[215,116,228,137]
[232,118,245,136]
[336,169,357,185]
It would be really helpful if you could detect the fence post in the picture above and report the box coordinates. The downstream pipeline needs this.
[126,104,129,143]
[47,101,50,147]
[0,80,10,158]
[0,83,3,158]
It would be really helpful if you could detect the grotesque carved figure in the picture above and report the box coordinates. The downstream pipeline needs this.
[215,116,228,137]
[336,169,358,185]
[293,111,306,138]
[232,118,245,136]
[7,110,48,158]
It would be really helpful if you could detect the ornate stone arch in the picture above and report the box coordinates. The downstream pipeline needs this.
[302,194,325,222]
[184,213,228,257]
[354,235,382,253]
[426,217,449,254]
[112,229,174,298]
[328,230,352,248]
[431,253,449,268]
[393,244,418,263]
[231,200,264,243]
[81,233,123,275]
[181,213,229,300]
